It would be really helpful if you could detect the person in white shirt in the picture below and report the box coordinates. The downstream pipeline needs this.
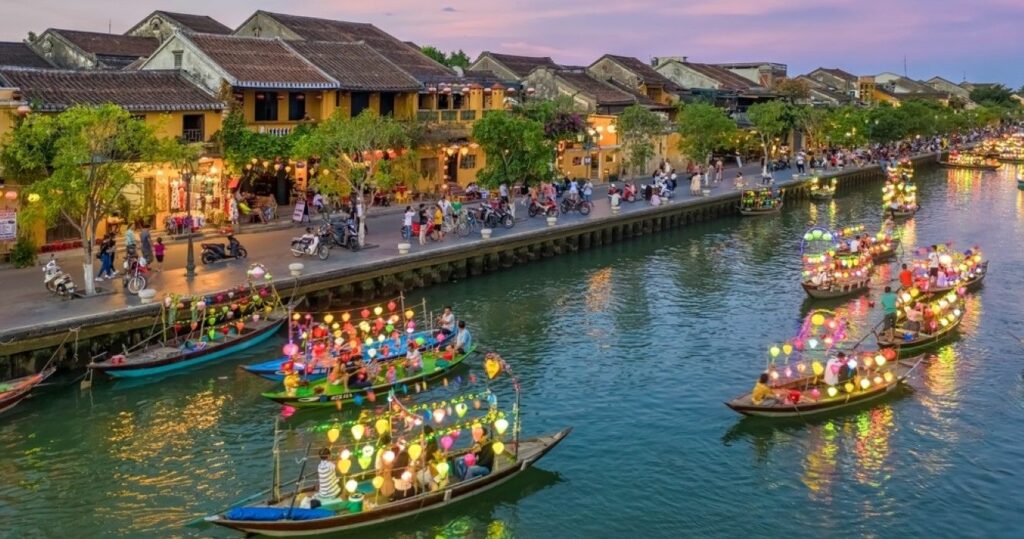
[568,179,579,201]
[499,183,509,204]
[927,245,940,285]
[316,448,341,500]
[402,206,414,240]
[824,355,842,386]
[454,320,472,353]
[438,306,456,335]
[849,236,860,253]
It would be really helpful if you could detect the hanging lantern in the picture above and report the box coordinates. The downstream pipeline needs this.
[494,418,509,435]
[4,191,17,201]
[327,428,340,443]
[27,193,40,203]
[351,424,365,441]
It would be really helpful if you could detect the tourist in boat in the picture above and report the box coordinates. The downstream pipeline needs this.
[391,448,414,500]
[836,352,856,384]
[899,264,914,289]
[348,362,372,389]
[751,373,779,405]
[880,286,898,332]
[887,199,900,218]
[849,235,861,254]
[824,355,842,386]
[316,447,341,501]
[438,307,456,336]
[404,342,423,374]
[927,246,941,286]
[454,320,472,354]
[456,426,495,480]
[905,302,924,332]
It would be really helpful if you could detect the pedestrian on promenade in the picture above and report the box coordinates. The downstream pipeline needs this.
[796,152,806,174]
[715,158,724,183]
[140,225,153,265]
[499,182,509,204]
[153,237,165,272]
[124,223,137,257]
[402,206,414,240]
[583,179,593,203]
[95,234,113,281]
[417,204,428,245]
[432,204,444,241]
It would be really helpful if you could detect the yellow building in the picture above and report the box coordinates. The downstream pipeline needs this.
[0,68,224,251]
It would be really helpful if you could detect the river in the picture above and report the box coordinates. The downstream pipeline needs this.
[2,164,1023,538]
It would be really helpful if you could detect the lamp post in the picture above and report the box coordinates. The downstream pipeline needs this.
[183,169,196,281]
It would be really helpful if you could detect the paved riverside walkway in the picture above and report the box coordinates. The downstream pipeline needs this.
[0,160,879,342]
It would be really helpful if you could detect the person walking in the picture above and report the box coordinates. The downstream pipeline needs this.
[140,225,153,265]
[153,237,165,272]
[582,179,593,204]
[714,158,724,183]
[124,223,137,257]
[95,234,113,281]
[402,206,414,240]
[417,204,428,245]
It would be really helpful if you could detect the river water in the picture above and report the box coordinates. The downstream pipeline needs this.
[2,164,1024,538]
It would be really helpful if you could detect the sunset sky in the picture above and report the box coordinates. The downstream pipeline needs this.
[4,0,1023,87]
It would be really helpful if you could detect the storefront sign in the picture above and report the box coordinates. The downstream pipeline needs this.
[292,199,307,222]
[0,210,16,241]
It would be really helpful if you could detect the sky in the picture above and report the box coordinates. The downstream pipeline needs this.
[3,0,1022,88]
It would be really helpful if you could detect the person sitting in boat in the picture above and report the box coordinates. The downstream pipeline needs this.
[438,307,456,336]
[848,235,861,254]
[347,362,373,389]
[887,199,901,217]
[836,352,856,384]
[905,302,924,332]
[404,343,423,374]
[751,373,779,405]
[316,447,342,501]
[391,448,415,500]
[417,439,448,492]
[454,320,472,354]
[824,354,843,386]
[456,426,495,480]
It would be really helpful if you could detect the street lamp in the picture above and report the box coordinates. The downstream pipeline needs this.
[182,168,196,280]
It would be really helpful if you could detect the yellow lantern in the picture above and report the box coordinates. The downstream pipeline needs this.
[769,346,780,358]
[435,461,450,478]
[337,458,352,474]
[875,354,886,367]
[873,376,884,385]
[341,312,351,322]
[812,361,824,376]
[373,306,383,316]
[826,386,838,398]
[811,313,825,326]
[844,382,855,393]
[405,309,415,320]
[351,424,365,441]
[859,378,871,390]
[492,441,505,455]
[782,343,793,356]
[327,427,340,443]
[372,476,384,490]
[293,313,301,321]
[494,418,509,435]
[883,372,894,383]
[375,418,390,436]
[324,314,334,324]
[345,479,358,493]
[407,443,422,461]
[365,337,374,346]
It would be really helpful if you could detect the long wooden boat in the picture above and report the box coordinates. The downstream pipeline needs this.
[997,157,1024,164]
[801,278,870,299]
[725,356,921,419]
[0,366,56,415]
[876,309,964,356]
[886,206,918,219]
[808,189,834,201]
[869,238,900,262]
[739,201,783,216]
[937,161,1000,171]
[920,261,988,295]
[204,428,572,537]
[88,316,286,378]
[243,330,454,382]
[262,346,475,407]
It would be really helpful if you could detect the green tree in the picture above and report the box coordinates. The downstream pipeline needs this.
[746,101,796,166]
[420,46,447,66]
[470,110,549,209]
[617,104,666,177]
[772,78,811,103]
[1,104,172,294]
[420,46,471,69]
[674,102,737,164]
[823,105,869,148]
[218,110,308,173]
[293,110,417,245]
[794,106,829,150]
[969,84,1017,108]
[866,104,905,144]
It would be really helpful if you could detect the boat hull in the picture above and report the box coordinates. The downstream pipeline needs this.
[801,279,869,299]
[205,428,572,537]
[739,202,783,216]
[937,162,1000,171]
[918,262,987,295]
[808,191,834,201]
[1019,180,1024,190]
[91,319,286,378]
[877,313,963,356]
[0,366,56,416]
[871,239,900,262]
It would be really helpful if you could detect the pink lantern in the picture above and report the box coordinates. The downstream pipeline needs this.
[440,435,454,451]
[810,388,821,399]
[463,453,476,467]
[283,342,299,356]
[4,191,18,201]
[437,333,445,342]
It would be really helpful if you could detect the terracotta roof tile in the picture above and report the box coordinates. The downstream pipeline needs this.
[286,41,421,91]
[0,68,223,112]
[0,42,51,69]
[155,11,232,34]
[602,54,682,91]
[49,29,158,59]
[259,12,452,80]
[482,52,560,78]
[187,34,334,88]
[678,62,758,91]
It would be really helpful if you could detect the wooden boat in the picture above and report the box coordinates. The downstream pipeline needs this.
[886,206,918,219]
[739,189,783,216]
[937,161,1000,171]
[739,200,783,216]
[807,177,836,201]
[997,157,1024,164]
[725,356,922,419]
[868,238,900,262]
[801,278,870,299]
[262,346,476,407]
[204,428,570,537]
[876,305,964,355]
[89,316,286,378]
[0,366,56,415]
[1018,178,1024,190]
[244,330,453,382]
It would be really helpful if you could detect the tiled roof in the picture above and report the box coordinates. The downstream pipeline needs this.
[795,75,852,103]
[257,11,452,80]
[0,42,51,68]
[678,62,759,91]
[286,41,421,91]
[155,11,233,34]
[187,34,334,88]
[604,78,671,109]
[481,52,560,78]
[814,67,858,84]
[0,68,223,112]
[601,54,682,91]
[49,29,158,59]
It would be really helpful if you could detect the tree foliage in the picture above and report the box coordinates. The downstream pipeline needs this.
[747,100,797,160]
[969,84,1018,108]
[674,102,737,163]
[1,104,173,294]
[617,105,665,176]
[420,46,471,68]
[773,78,811,103]
[219,110,309,173]
[470,111,549,189]
[292,110,417,244]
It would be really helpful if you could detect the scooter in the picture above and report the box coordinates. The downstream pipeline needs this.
[527,197,558,217]
[201,235,248,264]
[122,252,149,295]
[291,226,330,260]
[43,258,77,299]
[621,183,637,202]
[328,218,361,251]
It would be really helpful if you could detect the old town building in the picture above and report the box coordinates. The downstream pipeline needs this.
[26,29,158,70]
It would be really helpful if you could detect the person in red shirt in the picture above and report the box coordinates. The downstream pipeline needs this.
[898,263,914,289]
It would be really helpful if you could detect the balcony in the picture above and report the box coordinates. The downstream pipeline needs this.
[460,110,478,121]
[417,110,440,122]
[255,125,294,137]
[416,109,483,124]
[181,128,205,143]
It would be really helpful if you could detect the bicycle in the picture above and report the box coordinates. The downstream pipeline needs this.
[456,208,482,237]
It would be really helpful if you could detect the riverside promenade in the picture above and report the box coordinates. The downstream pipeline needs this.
[0,157,922,367]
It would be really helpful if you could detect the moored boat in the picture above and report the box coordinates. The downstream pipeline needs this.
[807,177,837,201]
[938,151,1001,171]
[739,187,784,216]
[937,160,1000,171]
[0,365,56,415]
[88,263,288,379]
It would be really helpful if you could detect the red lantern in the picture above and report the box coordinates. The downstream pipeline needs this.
[190,321,199,331]
[387,301,397,312]
[221,325,231,335]
[361,309,371,319]
[235,321,245,332]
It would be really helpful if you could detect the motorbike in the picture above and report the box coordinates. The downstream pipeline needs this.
[291,225,331,260]
[527,197,558,217]
[612,183,638,202]
[559,195,593,215]
[42,258,77,299]
[480,202,515,229]
[201,235,248,264]
[328,218,361,251]
[122,252,149,295]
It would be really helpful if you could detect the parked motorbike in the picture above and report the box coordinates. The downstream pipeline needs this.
[527,198,558,217]
[328,218,361,251]
[42,258,77,299]
[559,196,593,215]
[122,253,148,295]
[480,201,515,229]
[611,183,638,202]
[291,225,330,260]
[201,235,248,264]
